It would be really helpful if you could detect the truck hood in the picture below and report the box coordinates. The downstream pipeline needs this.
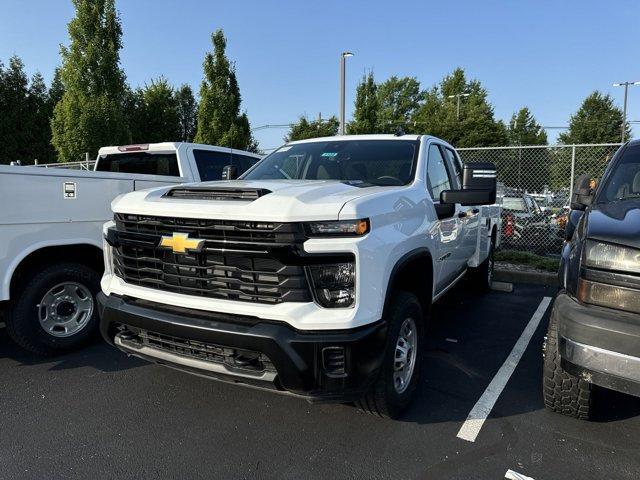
[586,200,640,249]
[112,179,396,222]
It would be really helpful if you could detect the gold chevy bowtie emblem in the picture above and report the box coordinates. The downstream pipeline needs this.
[159,232,205,254]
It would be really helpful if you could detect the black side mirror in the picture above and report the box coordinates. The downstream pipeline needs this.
[222,165,238,180]
[440,162,497,206]
[570,174,594,211]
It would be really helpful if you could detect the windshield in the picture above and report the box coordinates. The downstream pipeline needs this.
[598,143,640,203]
[242,139,419,186]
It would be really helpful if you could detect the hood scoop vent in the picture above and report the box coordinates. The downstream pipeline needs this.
[165,187,271,201]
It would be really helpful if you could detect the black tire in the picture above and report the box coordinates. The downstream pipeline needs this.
[542,307,594,419]
[469,232,495,292]
[356,291,424,419]
[6,262,101,356]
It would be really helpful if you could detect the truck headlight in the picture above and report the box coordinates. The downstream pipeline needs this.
[583,240,640,274]
[307,262,355,308]
[305,219,369,237]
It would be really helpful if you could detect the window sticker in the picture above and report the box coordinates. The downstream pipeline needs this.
[321,152,338,157]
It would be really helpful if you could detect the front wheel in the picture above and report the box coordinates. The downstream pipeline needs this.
[6,262,101,356]
[469,233,495,292]
[356,291,424,419]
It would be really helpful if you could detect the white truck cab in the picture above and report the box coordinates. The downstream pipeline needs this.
[98,134,500,418]
[0,143,260,355]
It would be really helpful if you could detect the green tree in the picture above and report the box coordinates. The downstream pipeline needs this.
[413,68,507,147]
[0,56,30,164]
[499,107,550,192]
[48,67,65,107]
[348,72,379,134]
[507,107,547,146]
[558,91,630,144]
[285,115,339,142]
[51,0,130,161]
[28,72,57,163]
[376,76,423,133]
[175,84,197,142]
[194,29,255,150]
[129,77,180,143]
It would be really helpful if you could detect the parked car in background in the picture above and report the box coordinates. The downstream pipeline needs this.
[544,140,640,419]
[0,143,260,355]
[501,192,563,254]
[98,134,501,419]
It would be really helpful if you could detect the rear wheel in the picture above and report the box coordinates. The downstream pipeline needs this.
[542,307,594,419]
[356,291,424,419]
[6,262,101,356]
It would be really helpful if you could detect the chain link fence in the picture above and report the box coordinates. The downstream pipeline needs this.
[458,143,622,257]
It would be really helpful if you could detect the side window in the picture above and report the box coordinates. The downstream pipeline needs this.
[96,152,179,176]
[426,144,452,201]
[194,149,232,181]
[232,153,260,175]
[444,148,463,189]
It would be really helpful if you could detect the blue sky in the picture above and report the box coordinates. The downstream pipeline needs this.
[1,0,639,150]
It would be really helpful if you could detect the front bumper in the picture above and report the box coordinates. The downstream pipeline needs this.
[555,292,640,397]
[98,293,387,402]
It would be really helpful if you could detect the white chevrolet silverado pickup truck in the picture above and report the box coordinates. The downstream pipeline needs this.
[0,143,260,355]
[98,134,500,418]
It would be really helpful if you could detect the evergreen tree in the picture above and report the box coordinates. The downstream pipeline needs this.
[129,77,180,143]
[285,115,339,142]
[51,0,130,161]
[507,107,547,146]
[0,56,29,164]
[194,29,255,150]
[413,68,507,147]
[376,76,423,133]
[348,72,379,134]
[175,84,197,142]
[28,72,57,163]
[501,107,549,192]
[48,67,65,107]
[558,91,630,144]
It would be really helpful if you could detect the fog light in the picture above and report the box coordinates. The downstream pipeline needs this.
[307,262,355,308]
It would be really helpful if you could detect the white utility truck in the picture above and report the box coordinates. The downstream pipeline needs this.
[0,143,260,355]
[99,134,501,418]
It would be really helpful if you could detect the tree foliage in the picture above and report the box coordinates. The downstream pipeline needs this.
[285,115,339,142]
[348,72,379,134]
[175,84,197,142]
[0,56,57,164]
[51,0,129,161]
[376,76,424,133]
[129,77,180,143]
[507,107,547,146]
[413,68,507,147]
[558,91,630,144]
[194,29,255,150]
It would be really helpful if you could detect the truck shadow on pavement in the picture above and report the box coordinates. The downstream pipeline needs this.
[0,324,147,373]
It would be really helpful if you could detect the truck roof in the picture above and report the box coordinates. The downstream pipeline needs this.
[97,142,261,158]
[286,134,425,145]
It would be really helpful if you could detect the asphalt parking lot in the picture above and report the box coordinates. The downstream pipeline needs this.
[1,282,639,480]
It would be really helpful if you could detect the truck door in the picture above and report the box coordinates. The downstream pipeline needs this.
[444,147,480,263]
[426,143,466,291]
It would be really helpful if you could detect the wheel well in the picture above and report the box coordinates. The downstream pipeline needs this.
[10,244,104,296]
[386,252,433,316]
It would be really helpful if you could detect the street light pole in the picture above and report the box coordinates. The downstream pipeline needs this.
[613,81,640,143]
[339,52,354,135]
[447,93,470,120]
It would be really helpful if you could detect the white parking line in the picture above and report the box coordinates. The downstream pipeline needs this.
[505,469,535,480]
[456,296,552,443]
